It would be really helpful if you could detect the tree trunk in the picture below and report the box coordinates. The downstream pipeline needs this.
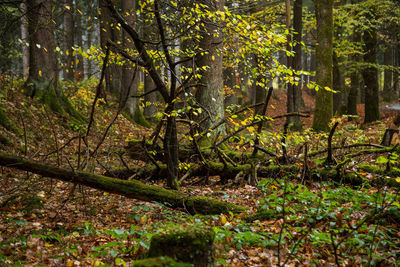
[362,18,380,123]
[121,0,139,119]
[286,0,303,130]
[312,0,333,132]
[27,0,58,86]
[144,71,158,118]
[0,152,246,215]
[347,31,361,117]
[99,0,122,94]
[63,0,75,80]
[20,0,29,79]
[383,44,395,102]
[224,66,238,107]
[195,0,226,137]
[75,0,85,76]
[333,51,345,114]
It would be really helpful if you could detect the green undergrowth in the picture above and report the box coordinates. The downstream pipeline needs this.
[1,179,399,266]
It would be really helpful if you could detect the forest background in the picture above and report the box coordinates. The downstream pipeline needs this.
[1,0,400,266]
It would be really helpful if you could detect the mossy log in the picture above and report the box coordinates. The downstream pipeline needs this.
[148,225,215,267]
[132,256,192,267]
[106,162,364,185]
[0,152,246,215]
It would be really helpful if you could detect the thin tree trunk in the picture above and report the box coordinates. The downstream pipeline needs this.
[286,0,303,130]
[347,31,361,117]
[63,0,75,80]
[383,44,394,102]
[20,0,29,79]
[144,72,158,118]
[75,0,84,76]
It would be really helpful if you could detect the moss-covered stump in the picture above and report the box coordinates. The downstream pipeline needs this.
[148,225,215,267]
[132,256,192,267]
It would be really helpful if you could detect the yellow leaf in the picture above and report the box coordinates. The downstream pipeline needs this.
[66,260,75,267]
[220,214,227,224]
[45,242,53,247]
[77,9,82,15]
[140,215,147,224]
[211,55,215,61]
[396,177,400,183]
[38,70,42,77]
[65,5,70,10]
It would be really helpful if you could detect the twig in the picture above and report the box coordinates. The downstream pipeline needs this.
[325,122,339,165]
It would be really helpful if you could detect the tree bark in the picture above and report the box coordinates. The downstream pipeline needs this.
[75,0,84,76]
[99,0,122,94]
[63,0,75,80]
[332,51,345,114]
[121,0,139,119]
[20,0,29,79]
[27,0,58,86]
[0,152,246,215]
[383,44,395,102]
[347,31,361,117]
[312,0,334,132]
[286,0,303,130]
[362,17,380,123]
[195,0,226,137]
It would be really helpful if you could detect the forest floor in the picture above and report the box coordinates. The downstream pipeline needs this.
[0,77,400,266]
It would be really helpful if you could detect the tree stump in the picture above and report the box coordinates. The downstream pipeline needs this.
[148,225,215,267]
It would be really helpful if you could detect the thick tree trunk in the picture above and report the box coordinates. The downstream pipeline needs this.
[63,0,75,80]
[286,0,303,130]
[27,0,58,86]
[195,0,226,137]
[362,23,380,123]
[0,152,246,215]
[312,0,333,132]
[121,0,139,119]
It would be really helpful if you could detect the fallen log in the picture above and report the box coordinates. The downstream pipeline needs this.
[107,161,400,189]
[0,152,247,215]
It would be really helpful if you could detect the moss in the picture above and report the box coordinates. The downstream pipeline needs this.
[134,108,152,128]
[0,132,10,145]
[148,225,214,267]
[31,80,85,122]
[0,107,22,135]
[243,209,277,222]
[132,256,192,267]
[186,196,247,214]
